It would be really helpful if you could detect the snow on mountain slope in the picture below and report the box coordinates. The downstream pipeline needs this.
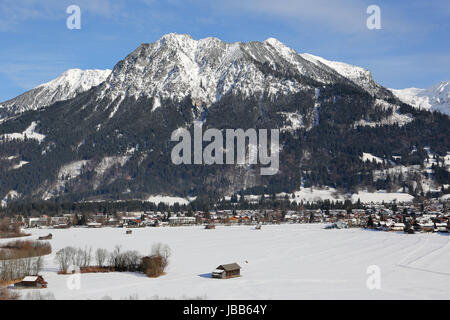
[97,33,370,115]
[390,81,450,116]
[1,34,390,123]
[0,69,111,120]
[300,53,381,94]
[0,121,46,143]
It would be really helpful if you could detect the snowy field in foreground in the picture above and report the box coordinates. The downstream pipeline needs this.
[2,224,450,300]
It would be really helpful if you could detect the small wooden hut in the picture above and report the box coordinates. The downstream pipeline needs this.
[15,276,47,289]
[212,263,241,279]
[38,233,53,240]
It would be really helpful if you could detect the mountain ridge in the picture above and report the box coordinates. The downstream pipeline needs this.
[0,33,448,203]
[0,68,111,121]
[390,81,450,116]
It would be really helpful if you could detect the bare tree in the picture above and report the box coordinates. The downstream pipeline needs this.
[73,246,92,269]
[54,247,76,274]
[95,248,108,268]
[151,243,171,271]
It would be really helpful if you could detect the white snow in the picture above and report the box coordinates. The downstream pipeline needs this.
[390,81,450,116]
[11,160,29,170]
[58,160,91,180]
[351,191,414,204]
[98,34,326,112]
[278,112,304,132]
[6,224,450,300]
[146,195,192,206]
[42,160,91,200]
[93,156,130,190]
[1,121,46,143]
[0,190,20,208]
[0,69,111,121]
[36,69,111,94]
[288,187,414,204]
[291,187,346,203]
[300,53,377,94]
[361,153,384,164]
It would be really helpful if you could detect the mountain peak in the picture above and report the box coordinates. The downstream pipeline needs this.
[264,37,286,48]
[390,80,450,116]
[158,33,194,46]
[0,68,111,121]
[99,34,357,109]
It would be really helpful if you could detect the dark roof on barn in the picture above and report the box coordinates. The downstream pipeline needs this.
[217,263,241,271]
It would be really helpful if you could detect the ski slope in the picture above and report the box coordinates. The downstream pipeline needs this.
[3,224,450,300]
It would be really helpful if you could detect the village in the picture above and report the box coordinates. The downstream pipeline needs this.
[5,198,448,235]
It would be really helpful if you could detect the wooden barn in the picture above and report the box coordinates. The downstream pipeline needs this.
[212,263,241,279]
[38,233,53,240]
[15,276,47,289]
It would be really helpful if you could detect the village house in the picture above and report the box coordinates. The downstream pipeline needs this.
[390,223,405,232]
[87,222,102,228]
[27,217,49,228]
[168,216,196,226]
[50,216,70,226]
[122,217,144,227]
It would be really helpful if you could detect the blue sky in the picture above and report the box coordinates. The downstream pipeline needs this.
[0,0,449,101]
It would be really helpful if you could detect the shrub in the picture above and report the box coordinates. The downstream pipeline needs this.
[0,219,28,239]
[141,243,171,278]
[108,246,141,272]
[0,240,51,260]
[0,287,21,300]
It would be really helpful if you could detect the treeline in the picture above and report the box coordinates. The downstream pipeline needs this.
[55,243,171,278]
[1,188,444,218]
[0,218,29,238]
[0,240,51,282]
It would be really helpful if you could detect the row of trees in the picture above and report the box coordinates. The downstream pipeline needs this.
[0,218,28,238]
[0,240,51,260]
[0,256,45,282]
[0,240,51,282]
[55,243,171,278]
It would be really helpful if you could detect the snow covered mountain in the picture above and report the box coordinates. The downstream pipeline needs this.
[390,81,450,116]
[1,34,388,121]
[0,69,111,121]
[97,33,389,117]
[300,53,381,95]
[0,33,448,202]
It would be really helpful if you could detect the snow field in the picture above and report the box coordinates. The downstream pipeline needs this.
[2,224,449,300]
